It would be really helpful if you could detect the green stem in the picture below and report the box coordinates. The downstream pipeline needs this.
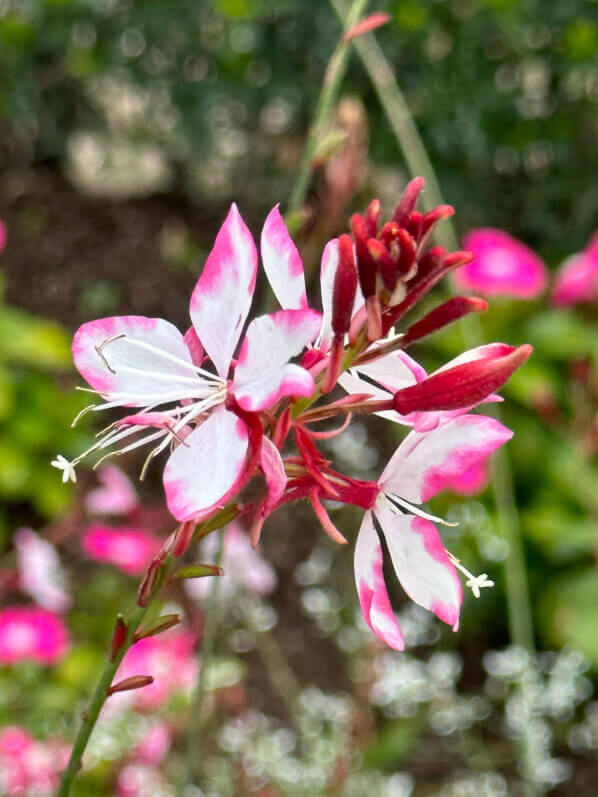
[287,0,371,215]
[330,0,458,253]
[56,601,152,797]
[182,537,224,789]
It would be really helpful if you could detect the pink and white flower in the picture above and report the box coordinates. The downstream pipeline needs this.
[552,232,598,307]
[0,606,69,665]
[15,528,71,613]
[355,415,511,649]
[445,459,490,496]
[81,525,163,576]
[454,228,547,299]
[53,205,321,521]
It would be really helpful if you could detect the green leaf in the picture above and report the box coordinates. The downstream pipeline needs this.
[0,307,71,369]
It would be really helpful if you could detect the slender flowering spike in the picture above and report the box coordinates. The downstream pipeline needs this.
[455,228,548,299]
[354,414,512,648]
[394,344,532,415]
[403,297,488,345]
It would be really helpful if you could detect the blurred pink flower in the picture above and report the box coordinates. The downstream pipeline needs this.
[0,221,6,252]
[115,764,170,797]
[186,521,277,601]
[81,525,162,576]
[133,721,171,765]
[552,232,598,307]
[112,630,198,709]
[445,459,490,496]
[85,465,139,517]
[0,606,69,666]
[0,726,69,796]
[455,228,547,299]
[15,528,71,613]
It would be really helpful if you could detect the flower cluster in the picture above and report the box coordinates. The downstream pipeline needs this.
[54,179,532,649]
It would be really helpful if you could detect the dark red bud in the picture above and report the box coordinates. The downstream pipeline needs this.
[137,559,163,607]
[417,245,445,278]
[393,344,533,414]
[351,214,376,298]
[380,221,400,249]
[322,337,345,394]
[109,614,127,662]
[393,177,425,227]
[443,250,474,269]
[108,675,154,696]
[172,521,196,558]
[134,613,181,642]
[403,297,488,345]
[396,228,416,275]
[367,238,397,291]
[407,211,423,241]
[364,198,381,236]
[421,205,454,234]
[332,234,358,336]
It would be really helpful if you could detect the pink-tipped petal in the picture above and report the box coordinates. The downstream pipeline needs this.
[319,238,364,352]
[72,316,193,402]
[190,204,257,378]
[261,206,308,309]
[233,309,321,411]
[354,511,405,650]
[259,436,287,512]
[379,415,512,503]
[455,228,548,299]
[375,504,462,629]
[164,405,249,521]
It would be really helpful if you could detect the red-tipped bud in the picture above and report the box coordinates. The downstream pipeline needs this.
[380,221,401,250]
[364,198,381,236]
[322,337,344,394]
[172,521,196,558]
[137,559,164,607]
[393,177,425,227]
[417,245,445,278]
[407,210,423,240]
[403,297,488,345]
[421,204,454,235]
[108,675,154,696]
[367,238,397,291]
[134,613,181,642]
[365,295,382,341]
[443,250,474,270]
[173,563,225,579]
[396,228,416,275]
[343,12,390,42]
[332,234,358,337]
[109,614,127,662]
[351,214,376,298]
[393,344,533,414]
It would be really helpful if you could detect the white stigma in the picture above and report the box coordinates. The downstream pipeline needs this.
[447,552,494,598]
[51,455,77,484]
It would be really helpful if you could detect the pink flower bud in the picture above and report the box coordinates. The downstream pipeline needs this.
[393,344,533,414]
[364,198,381,236]
[110,615,128,662]
[367,238,397,291]
[393,177,425,227]
[108,675,154,696]
[403,297,488,344]
[351,213,376,298]
[172,521,196,558]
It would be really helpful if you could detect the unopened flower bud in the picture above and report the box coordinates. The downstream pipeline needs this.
[172,521,196,558]
[134,613,181,641]
[173,563,225,579]
[107,675,154,696]
[393,344,533,414]
[109,614,127,662]
[393,177,425,227]
[367,238,397,292]
[403,297,488,345]
[364,198,381,236]
[351,214,376,299]
[332,235,358,337]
